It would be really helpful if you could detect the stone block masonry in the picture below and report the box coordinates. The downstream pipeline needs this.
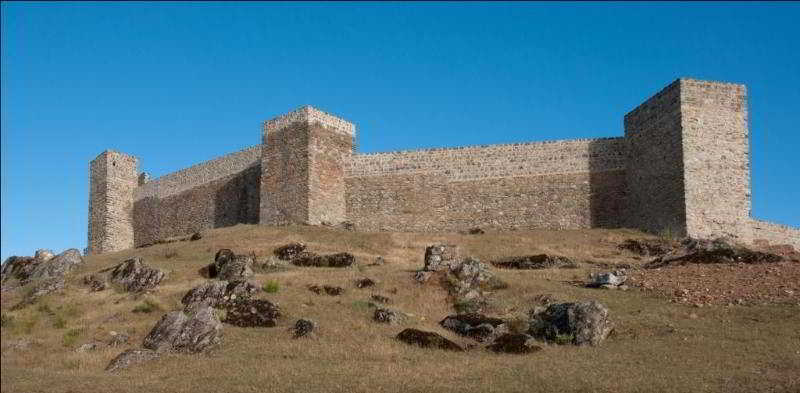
[88,78,800,254]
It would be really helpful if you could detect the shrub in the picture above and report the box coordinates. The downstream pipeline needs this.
[132,299,162,314]
[52,315,68,329]
[554,333,575,345]
[62,328,82,347]
[0,313,15,328]
[262,280,280,294]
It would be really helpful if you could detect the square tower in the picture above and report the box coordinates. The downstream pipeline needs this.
[624,78,750,240]
[259,106,355,226]
[88,150,139,254]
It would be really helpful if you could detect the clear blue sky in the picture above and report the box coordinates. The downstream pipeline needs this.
[2,2,799,260]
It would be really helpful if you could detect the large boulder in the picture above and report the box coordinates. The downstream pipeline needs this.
[491,254,577,270]
[2,249,83,299]
[423,244,460,271]
[396,329,463,351]
[223,299,282,327]
[143,306,223,353]
[215,255,254,280]
[105,348,159,372]
[181,280,258,309]
[529,300,613,346]
[109,257,166,292]
[292,252,354,268]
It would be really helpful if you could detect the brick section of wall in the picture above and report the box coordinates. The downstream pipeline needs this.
[624,80,687,236]
[131,146,261,246]
[749,219,800,249]
[345,138,627,232]
[88,151,138,254]
[680,79,751,240]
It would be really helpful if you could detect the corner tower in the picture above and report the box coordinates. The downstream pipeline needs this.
[259,106,354,226]
[625,78,750,240]
[88,150,139,254]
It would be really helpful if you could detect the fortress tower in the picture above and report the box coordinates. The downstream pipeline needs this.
[625,79,751,240]
[259,106,355,226]
[86,78,798,255]
[88,151,138,254]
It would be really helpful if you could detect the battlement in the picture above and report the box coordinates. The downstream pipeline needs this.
[87,78,799,254]
[263,105,356,137]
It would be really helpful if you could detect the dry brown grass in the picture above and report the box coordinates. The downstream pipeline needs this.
[2,224,799,393]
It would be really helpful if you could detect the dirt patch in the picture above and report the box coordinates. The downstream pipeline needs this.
[629,260,800,306]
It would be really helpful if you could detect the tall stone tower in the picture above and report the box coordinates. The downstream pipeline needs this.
[259,106,354,226]
[88,150,138,254]
[624,78,750,240]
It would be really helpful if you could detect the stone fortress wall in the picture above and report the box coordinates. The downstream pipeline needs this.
[87,79,800,255]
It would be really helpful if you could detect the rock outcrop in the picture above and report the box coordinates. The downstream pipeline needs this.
[292,319,315,338]
[488,333,542,354]
[1,249,83,299]
[292,252,354,268]
[645,238,783,268]
[491,254,577,270]
[423,244,459,271]
[109,257,166,292]
[181,280,258,309]
[529,300,613,346]
[396,329,463,351]
[274,243,307,261]
[143,306,223,353]
[439,313,505,342]
[223,299,282,328]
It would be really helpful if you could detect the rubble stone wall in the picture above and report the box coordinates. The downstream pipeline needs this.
[749,219,800,249]
[344,138,628,232]
[131,146,261,247]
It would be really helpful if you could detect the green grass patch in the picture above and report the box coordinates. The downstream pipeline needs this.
[262,280,280,293]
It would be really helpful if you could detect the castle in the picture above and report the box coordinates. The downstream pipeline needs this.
[88,78,799,255]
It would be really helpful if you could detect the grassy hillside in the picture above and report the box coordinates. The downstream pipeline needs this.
[2,225,799,393]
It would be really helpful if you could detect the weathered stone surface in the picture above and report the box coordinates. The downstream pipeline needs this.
[105,348,159,372]
[373,308,402,324]
[108,331,130,347]
[423,244,459,271]
[292,252,354,268]
[223,299,281,328]
[439,313,505,342]
[143,306,222,353]
[189,232,202,241]
[181,280,258,309]
[589,270,628,288]
[83,274,107,291]
[292,319,315,338]
[109,257,166,292]
[488,333,542,354]
[1,256,36,284]
[34,249,55,261]
[396,329,463,351]
[308,285,344,296]
[414,271,433,283]
[449,258,507,296]
[216,255,254,281]
[529,300,613,346]
[492,255,577,270]
[89,151,138,254]
[274,243,307,261]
